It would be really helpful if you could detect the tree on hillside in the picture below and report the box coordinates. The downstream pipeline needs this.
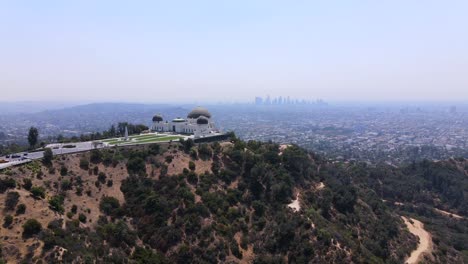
[43,148,53,165]
[117,122,128,136]
[117,122,148,136]
[108,124,116,137]
[127,157,146,175]
[3,215,13,228]
[90,149,102,164]
[100,196,121,215]
[182,138,194,153]
[28,127,39,149]
[22,219,42,237]
[5,191,20,211]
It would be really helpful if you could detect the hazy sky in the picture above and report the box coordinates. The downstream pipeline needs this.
[1,1,467,102]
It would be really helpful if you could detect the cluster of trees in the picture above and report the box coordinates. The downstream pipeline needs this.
[114,139,413,262]
[39,216,143,263]
[2,136,464,263]
[360,159,468,215]
[0,122,149,156]
[27,127,39,149]
[0,178,16,193]
[0,143,28,156]
[303,138,467,165]
[357,158,468,262]
[54,122,149,144]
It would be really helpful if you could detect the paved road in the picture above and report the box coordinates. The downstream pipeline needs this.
[0,142,104,170]
[0,136,184,170]
[0,132,223,170]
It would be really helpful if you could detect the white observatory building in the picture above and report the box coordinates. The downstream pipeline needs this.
[151,106,218,138]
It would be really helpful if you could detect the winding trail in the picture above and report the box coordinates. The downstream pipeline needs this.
[401,216,433,264]
[434,208,465,220]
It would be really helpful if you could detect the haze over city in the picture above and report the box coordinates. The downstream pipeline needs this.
[1,2,468,264]
[1,1,468,103]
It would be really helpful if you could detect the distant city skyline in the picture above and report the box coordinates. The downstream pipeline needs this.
[254,96,327,106]
[1,1,467,102]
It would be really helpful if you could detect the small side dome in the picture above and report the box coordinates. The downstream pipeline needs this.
[187,106,211,119]
[152,114,163,122]
[197,116,209,124]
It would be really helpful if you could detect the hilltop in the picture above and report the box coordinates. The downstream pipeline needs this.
[0,137,466,263]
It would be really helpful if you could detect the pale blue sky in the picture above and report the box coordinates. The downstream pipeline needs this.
[1,1,467,102]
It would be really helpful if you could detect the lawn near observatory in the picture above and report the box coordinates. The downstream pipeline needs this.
[101,133,184,146]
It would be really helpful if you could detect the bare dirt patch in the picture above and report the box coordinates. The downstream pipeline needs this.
[288,193,301,212]
[162,152,212,176]
[316,182,325,190]
[278,144,291,156]
[234,232,255,264]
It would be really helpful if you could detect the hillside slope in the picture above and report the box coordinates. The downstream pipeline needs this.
[0,139,465,263]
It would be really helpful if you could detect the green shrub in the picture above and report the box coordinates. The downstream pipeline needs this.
[22,219,42,237]
[60,166,68,176]
[3,215,13,227]
[61,179,72,191]
[187,172,198,185]
[98,172,107,183]
[103,155,113,167]
[90,149,102,164]
[48,166,56,174]
[5,191,20,211]
[148,144,161,155]
[127,157,146,175]
[97,220,136,248]
[23,178,33,190]
[190,149,198,160]
[42,148,53,165]
[198,144,213,160]
[240,234,249,250]
[131,246,166,263]
[230,239,242,259]
[165,155,173,163]
[189,161,196,171]
[0,178,16,193]
[99,196,120,215]
[49,195,65,213]
[16,203,26,215]
[30,186,46,199]
[79,158,89,170]
[78,213,87,223]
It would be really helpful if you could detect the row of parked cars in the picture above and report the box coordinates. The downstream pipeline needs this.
[4,153,29,160]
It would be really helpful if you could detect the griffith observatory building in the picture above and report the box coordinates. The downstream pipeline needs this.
[151,106,219,138]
